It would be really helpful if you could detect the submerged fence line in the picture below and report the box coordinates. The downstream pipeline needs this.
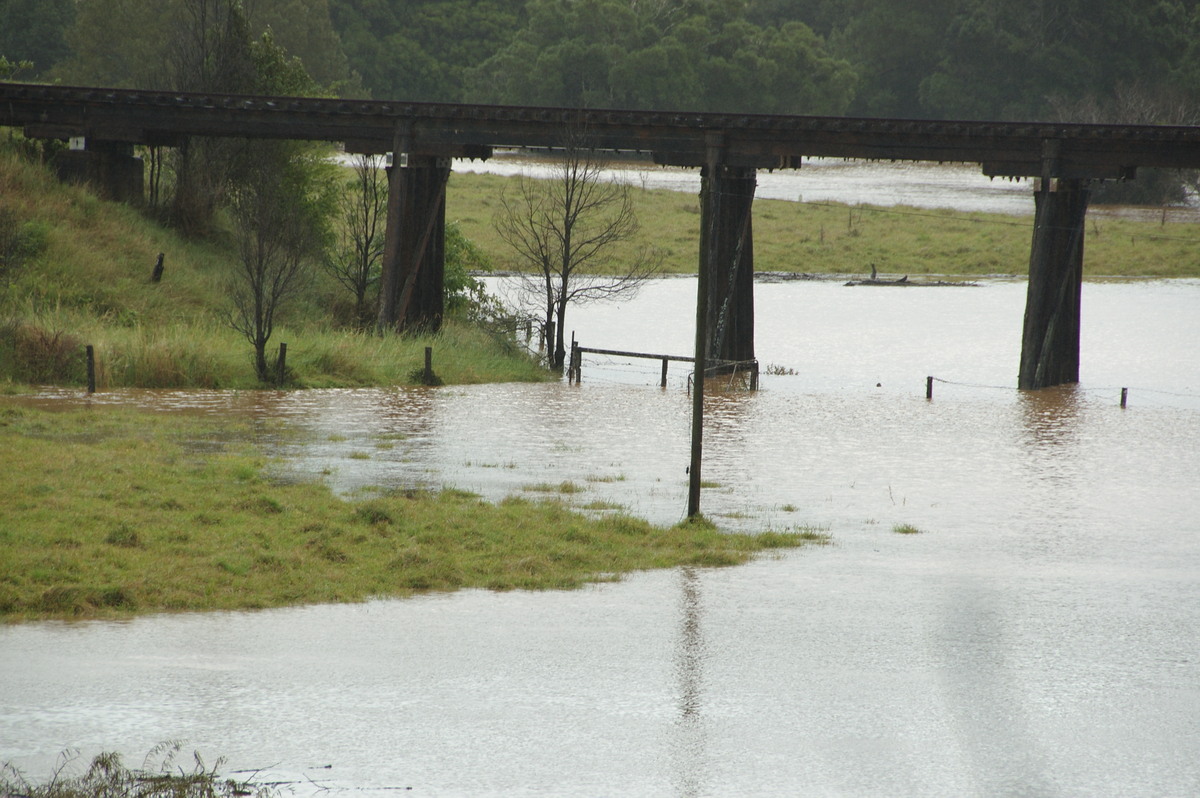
[569,341,758,389]
[926,374,1200,407]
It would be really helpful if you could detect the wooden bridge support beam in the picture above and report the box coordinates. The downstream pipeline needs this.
[377,154,451,333]
[52,140,144,204]
[1019,179,1090,390]
[699,164,757,365]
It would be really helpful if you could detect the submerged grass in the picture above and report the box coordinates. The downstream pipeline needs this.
[1,742,274,798]
[0,404,823,622]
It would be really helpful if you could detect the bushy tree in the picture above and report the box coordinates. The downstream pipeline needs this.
[0,0,74,78]
[466,0,855,114]
[330,0,523,100]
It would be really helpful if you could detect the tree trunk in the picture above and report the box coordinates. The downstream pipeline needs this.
[254,340,269,383]
[553,300,567,371]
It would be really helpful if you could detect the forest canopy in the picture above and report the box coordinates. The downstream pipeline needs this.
[4,0,1200,123]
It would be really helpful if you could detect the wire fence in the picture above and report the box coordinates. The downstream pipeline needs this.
[555,351,1200,409]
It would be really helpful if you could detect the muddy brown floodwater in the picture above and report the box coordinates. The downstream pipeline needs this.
[3,275,1199,796]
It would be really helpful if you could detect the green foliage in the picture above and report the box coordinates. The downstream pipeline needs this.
[444,220,497,319]
[465,0,856,114]
[330,0,523,100]
[0,54,34,81]
[52,0,350,93]
[0,0,74,78]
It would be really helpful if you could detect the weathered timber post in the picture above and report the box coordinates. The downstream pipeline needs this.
[86,344,96,394]
[661,358,669,388]
[424,346,433,383]
[277,342,288,385]
[377,138,451,333]
[688,135,725,518]
[700,163,757,367]
[150,253,165,283]
[1019,178,1090,390]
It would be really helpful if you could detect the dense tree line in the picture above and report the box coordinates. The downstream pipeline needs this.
[4,0,1200,122]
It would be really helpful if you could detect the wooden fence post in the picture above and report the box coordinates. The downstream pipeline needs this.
[661,358,669,388]
[276,342,288,385]
[86,344,96,393]
[424,346,433,383]
[1121,387,1128,408]
[927,376,934,400]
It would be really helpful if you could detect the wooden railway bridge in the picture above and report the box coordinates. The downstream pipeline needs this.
[4,82,1200,390]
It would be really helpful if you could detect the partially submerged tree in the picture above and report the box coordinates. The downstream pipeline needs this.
[495,131,662,370]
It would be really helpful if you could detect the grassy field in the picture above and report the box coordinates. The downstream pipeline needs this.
[446,165,1200,278]
[1,143,546,390]
[0,403,827,622]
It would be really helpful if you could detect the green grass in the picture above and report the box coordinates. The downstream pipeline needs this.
[0,142,546,389]
[447,166,1200,278]
[0,403,824,622]
[893,523,925,535]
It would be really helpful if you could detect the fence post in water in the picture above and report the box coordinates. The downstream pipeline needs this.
[86,344,96,393]
[424,346,433,383]
[751,361,759,391]
[1121,387,1128,408]
[927,376,934,400]
[661,358,669,388]
[277,342,287,385]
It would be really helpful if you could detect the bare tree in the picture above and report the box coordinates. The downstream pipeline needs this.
[495,130,662,369]
[324,154,387,328]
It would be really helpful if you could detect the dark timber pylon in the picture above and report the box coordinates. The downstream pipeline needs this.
[377,152,451,333]
[1018,179,1090,390]
[699,163,757,366]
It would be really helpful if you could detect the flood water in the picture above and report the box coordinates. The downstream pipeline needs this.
[4,167,1200,796]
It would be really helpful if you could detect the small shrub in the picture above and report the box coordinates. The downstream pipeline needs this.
[893,523,924,535]
[353,501,393,526]
[4,322,85,384]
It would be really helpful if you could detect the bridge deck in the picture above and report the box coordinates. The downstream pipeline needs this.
[5,83,1200,177]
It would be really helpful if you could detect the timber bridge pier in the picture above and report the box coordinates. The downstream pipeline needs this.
[4,82,1200,391]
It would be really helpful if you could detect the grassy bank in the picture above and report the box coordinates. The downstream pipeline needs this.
[0,403,826,623]
[447,167,1200,278]
[0,142,545,389]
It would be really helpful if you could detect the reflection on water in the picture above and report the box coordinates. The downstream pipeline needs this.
[4,278,1200,795]
[671,569,707,798]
